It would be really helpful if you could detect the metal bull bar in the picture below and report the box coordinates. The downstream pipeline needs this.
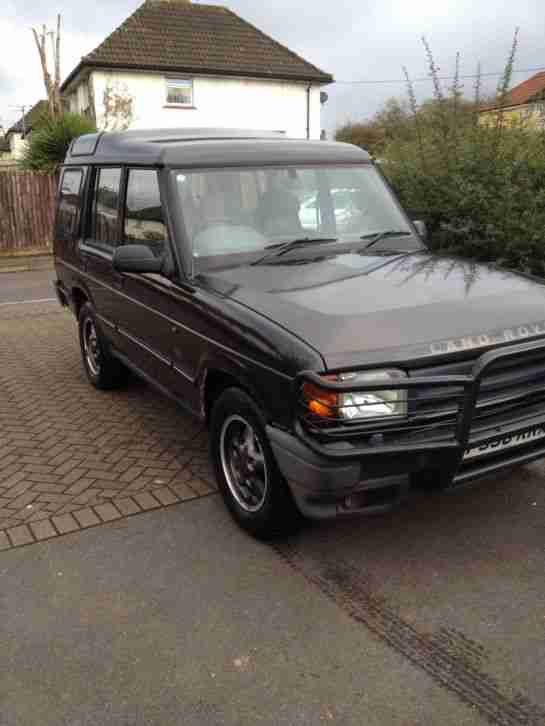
[294,338,545,486]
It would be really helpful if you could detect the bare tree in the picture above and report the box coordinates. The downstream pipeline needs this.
[32,15,62,118]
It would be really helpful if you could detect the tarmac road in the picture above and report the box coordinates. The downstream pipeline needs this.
[0,268,56,305]
[276,465,545,725]
[2,496,487,726]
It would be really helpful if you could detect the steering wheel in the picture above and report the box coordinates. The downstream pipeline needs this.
[192,218,239,240]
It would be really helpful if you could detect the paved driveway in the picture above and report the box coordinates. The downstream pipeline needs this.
[1,276,544,725]
[0,298,213,548]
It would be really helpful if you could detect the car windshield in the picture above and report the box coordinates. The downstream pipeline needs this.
[174,164,421,274]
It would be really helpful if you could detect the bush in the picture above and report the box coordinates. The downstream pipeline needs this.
[20,113,96,174]
[347,33,545,276]
[335,99,415,157]
[336,98,476,158]
[336,120,384,157]
[387,123,545,275]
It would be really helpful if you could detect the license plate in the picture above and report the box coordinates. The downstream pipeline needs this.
[463,425,545,461]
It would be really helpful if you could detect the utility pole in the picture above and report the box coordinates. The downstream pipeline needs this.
[9,105,30,136]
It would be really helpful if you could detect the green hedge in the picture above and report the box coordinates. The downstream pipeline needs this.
[340,34,545,276]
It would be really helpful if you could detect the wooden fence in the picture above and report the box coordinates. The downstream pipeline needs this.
[0,170,57,254]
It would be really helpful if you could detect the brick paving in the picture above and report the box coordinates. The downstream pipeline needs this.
[0,301,216,551]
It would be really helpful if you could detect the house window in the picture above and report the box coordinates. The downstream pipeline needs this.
[165,78,193,106]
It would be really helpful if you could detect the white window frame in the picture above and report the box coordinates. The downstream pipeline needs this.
[165,77,194,107]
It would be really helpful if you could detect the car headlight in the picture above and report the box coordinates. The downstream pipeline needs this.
[302,369,407,421]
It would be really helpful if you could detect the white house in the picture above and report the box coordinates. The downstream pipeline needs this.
[61,0,333,139]
[4,101,48,160]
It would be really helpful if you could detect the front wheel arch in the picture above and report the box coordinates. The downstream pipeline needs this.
[71,285,90,318]
[201,364,268,428]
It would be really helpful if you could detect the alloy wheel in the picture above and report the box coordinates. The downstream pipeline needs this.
[82,317,101,376]
[220,414,269,512]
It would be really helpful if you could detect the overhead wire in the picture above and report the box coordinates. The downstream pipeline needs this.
[334,66,545,85]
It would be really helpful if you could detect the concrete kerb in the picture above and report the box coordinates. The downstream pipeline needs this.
[0,252,54,273]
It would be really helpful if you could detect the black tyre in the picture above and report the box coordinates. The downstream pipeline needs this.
[209,387,301,539]
[78,302,128,390]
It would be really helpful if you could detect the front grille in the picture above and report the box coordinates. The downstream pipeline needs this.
[411,350,545,438]
[412,346,545,431]
[474,352,545,421]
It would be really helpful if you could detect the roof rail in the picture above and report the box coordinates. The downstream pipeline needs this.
[69,128,285,158]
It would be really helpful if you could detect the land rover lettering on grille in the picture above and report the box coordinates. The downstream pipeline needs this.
[429,320,545,356]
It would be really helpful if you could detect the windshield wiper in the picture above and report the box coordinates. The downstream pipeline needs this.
[251,237,338,265]
[360,230,412,250]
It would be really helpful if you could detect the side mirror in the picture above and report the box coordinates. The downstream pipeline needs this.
[412,220,428,241]
[113,244,163,274]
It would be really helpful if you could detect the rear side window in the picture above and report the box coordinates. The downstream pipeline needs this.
[91,167,122,248]
[124,169,168,258]
[56,168,83,241]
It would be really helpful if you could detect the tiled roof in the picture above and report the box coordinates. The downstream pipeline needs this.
[7,100,48,136]
[61,0,332,91]
[506,72,545,106]
[481,72,545,111]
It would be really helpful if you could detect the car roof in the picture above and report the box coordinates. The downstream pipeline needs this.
[63,128,371,168]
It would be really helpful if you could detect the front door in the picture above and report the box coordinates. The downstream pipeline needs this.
[113,168,175,385]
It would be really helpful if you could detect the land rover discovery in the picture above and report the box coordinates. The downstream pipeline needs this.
[54,128,545,537]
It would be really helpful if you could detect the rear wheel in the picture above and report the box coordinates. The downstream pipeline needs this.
[78,302,128,390]
[209,388,301,539]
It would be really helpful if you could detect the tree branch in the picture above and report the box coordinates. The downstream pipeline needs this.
[32,27,54,117]
[32,17,62,119]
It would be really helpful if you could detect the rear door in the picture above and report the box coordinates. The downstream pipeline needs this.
[78,166,124,348]
[54,166,87,300]
[54,166,86,266]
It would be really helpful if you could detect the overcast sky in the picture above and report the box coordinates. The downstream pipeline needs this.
[2,0,544,135]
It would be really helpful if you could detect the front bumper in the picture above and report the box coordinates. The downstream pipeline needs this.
[269,338,545,519]
[268,424,412,518]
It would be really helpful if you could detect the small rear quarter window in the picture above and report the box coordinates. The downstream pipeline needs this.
[56,168,84,241]
[70,133,100,156]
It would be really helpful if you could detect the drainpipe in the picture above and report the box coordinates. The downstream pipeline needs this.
[306,84,311,139]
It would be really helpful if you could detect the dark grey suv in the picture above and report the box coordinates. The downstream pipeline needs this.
[54,128,545,537]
